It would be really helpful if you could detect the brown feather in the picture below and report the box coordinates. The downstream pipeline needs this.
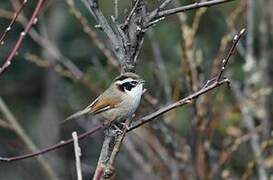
[90,96,122,114]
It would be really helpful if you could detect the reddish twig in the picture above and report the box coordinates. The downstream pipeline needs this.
[0,124,104,162]
[216,28,246,81]
[0,0,48,75]
[0,0,27,47]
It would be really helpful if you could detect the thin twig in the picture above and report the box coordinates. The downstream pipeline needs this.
[72,132,83,180]
[209,125,263,177]
[0,6,100,94]
[148,30,172,103]
[121,0,141,29]
[0,0,27,47]
[130,28,245,130]
[150,0,236,22]
[65,0,119,69]
[159,0,173,10]
[114,0,118,20]
[0,124,105,162]
[148,0,173,23]
[24,53,99,94]
[129,78,229,131]
[216,28,245,81]
[0,0,48,75]
[81,0,126,70]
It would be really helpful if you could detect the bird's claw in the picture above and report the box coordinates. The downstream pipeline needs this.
[111,124,123,135]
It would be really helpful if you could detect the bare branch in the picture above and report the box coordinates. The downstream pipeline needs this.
[149,0,236,22]
[216,28,245,81]
[66,0,119,69]
[159,0,173,10]
[148,30,172,103]
[129,78,229,131]
[0,0,48,75]
[130,28,245,130]
[0,0,27,47]
[81,0,126,70]
[0,124,105,162]
[121,0,141,29]
[93,119,131,179]
[72,132,83,180]
[114,0,118,20]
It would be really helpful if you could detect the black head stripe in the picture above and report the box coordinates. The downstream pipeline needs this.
[118,81,137,92]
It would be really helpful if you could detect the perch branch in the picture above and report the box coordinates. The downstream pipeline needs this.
[93,119,131,179]
[130,28,245,130]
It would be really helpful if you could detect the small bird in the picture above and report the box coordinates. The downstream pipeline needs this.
[64,72,145,124]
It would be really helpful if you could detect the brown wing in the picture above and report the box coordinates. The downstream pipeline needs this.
[90,96,122,114]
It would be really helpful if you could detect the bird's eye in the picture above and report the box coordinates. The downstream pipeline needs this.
[131,81,138,85]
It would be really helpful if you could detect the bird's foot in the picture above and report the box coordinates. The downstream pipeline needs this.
[111,124,123,135]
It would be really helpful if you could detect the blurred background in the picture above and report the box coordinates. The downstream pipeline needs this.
[0,0,272,179]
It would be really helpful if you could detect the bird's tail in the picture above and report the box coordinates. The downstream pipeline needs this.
[61,107,90,124]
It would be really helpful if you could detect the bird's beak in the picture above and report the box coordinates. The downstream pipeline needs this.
[139,79,145,84]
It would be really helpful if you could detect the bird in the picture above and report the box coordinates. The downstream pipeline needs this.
[64,72,145,125]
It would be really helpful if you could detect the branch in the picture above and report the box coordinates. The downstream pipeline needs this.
[72,132,83,180]
[149,0,236,23]
[130,28,245,130]
[81,0,126,70]
[216,28,245,81]
[0,0,27,46]
[0,124,105,162]
[0,0,48,75]
[93,119,131,179]
[66,0,119,69]
[121,0,141,28]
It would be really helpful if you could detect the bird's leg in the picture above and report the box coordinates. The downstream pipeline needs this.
[116,122,130,131]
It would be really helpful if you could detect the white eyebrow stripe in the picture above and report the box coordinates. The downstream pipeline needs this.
[115,78,135,85]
